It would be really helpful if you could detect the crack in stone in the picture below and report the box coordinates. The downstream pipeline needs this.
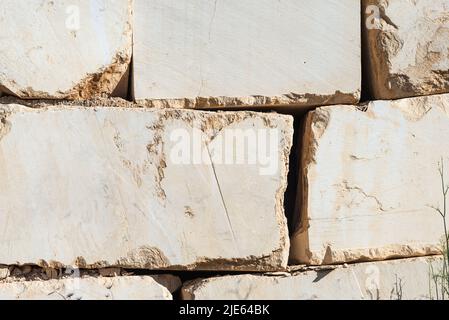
[205,143,239,252]
[208,0,219,41]
[349,154,380,161]
[339,180,389,212]
[379,5,399,30]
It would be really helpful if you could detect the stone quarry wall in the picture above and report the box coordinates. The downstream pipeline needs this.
[0,0,448,300]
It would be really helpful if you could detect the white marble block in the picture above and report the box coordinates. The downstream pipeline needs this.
[363,0,449,99]
[0,275,181,300]
[291,94,449,265]
[0,0,132,99]
[182,257,444,300]
[133,0,361,109]
[0,104,293,271]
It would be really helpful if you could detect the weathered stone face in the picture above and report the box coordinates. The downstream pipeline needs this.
[291,94,449,265]
[363,0,449,99]
[182,257,444,300]
[0,275,180,300]
[0,0,132,99]
[0,104,292,271]
[133,0,361,109]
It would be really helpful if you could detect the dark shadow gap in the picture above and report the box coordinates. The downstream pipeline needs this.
[284,115,303,236]
[360,1,374,104]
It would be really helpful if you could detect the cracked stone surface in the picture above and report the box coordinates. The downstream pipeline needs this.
[182,256,443,300]
[363,0,449,99]
[133,0,360,109]
[0,275,180,300]
[0,104,293,271]
[290,94,449,265]
[0,0,132,99]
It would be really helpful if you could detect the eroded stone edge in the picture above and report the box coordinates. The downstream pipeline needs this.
[135,90,360,110]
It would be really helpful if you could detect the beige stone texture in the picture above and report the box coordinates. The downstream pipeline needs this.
[291,94,449,265]
[364,0,449,99]
[133,0,361,109]
[0,104,292,271]
[0,275,180,300]
[0,0,132,99]
[182,257,444,300]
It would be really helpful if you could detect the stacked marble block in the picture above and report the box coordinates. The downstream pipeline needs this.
[0,0,448,300]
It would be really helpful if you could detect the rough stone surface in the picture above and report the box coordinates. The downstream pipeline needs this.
[133,0,360,109]
[0,275,180,300]
[182,257,444,300]
[291,94,449,265]
[0,268,9,280]
[363,0,449,99]
[0,104,293,271]
[0,0,132,99]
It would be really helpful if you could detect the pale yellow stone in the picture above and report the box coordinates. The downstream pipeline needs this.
[182,257,444,300]
[364,0,449,99]
[0,0,132,99]
[291,94,449,265]
[0,276,180,300]
[0,104,292,271]
[133,0,360,109]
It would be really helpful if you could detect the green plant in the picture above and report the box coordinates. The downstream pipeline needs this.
[429,158,449,299]
[390,274,403,300]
